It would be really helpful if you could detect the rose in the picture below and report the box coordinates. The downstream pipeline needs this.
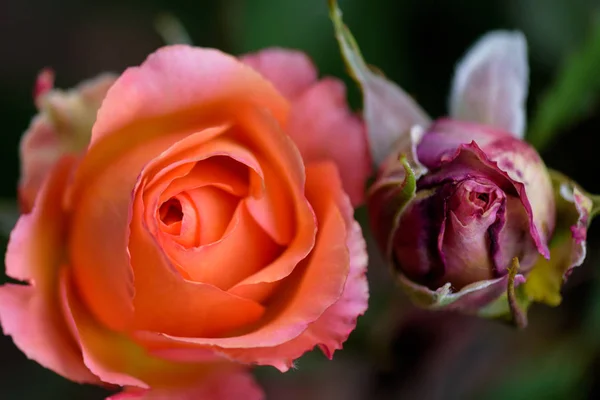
[330,0,594,322]
[0,45,371,398]
[371,119,554,291]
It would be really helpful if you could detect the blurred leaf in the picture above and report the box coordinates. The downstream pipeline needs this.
[154,13,193,45]
[0,199,18,237]
[478,339,591,400]
[528,17,600,150]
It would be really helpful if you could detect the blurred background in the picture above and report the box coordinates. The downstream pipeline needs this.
[2,0,600,398]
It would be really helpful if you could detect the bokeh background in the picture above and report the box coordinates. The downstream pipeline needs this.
[2,0,600,399]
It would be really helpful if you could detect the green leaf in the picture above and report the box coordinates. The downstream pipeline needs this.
[0,199,18,237]
[528,18,600,150]
[154,13,193,45]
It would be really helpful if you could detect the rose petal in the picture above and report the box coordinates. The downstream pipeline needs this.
[70,125,231,332]
[287,78,371,206]
[236,162,368,369]
[92,45,288,147]
[416,118,511,168]
[107,369,264,400]
[391,188,448,285]
[237,107,307,246]
[159,162,361,372]
[493,195,539,273]
[61,268,235,389]
[0,157,97,383]
[397,272,526,314]
[418,140,551,260]
[19,74,115,212]
[240,48,317,100]
[524,171,593,306]
[418,119,555,249]
[449,31,528,138]
[129,203,267,337]
[164,202,282,291]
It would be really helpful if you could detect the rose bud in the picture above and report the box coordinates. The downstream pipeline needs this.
[372,119,554,292]
[330,0,597,324]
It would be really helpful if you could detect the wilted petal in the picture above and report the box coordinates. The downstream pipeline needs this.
[449,31,528,138]
[398,272,526,314]
[329,0,430,166]
[524,170,593,306]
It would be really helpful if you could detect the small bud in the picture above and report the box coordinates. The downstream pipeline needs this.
[370,119,555,292]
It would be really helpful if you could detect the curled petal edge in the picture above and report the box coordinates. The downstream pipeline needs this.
[397,271,526,316]
[522,170,593,306]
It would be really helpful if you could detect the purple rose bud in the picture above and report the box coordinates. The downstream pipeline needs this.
[330,1,596,321]
[370,119,555,291]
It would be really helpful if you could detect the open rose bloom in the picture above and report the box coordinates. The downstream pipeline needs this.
[331,0,596,325]
[0,46,371,398]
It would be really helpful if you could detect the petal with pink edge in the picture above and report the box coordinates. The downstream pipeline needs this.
[236,162,368,369]
[240,48,317,100]
[0,157,97,383]
[107,369,264,400]
[287,78,371,206]
[91,45,288,146]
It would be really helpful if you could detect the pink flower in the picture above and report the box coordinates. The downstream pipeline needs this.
[0,46,371,398]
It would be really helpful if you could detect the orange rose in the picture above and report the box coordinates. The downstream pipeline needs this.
[0,46,371,399]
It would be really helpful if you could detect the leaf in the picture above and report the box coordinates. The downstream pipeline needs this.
[528,18,600,150]
[328,0,430,166]
[449,31,529,138]
[0,199,19,237]
[154,13,193,46]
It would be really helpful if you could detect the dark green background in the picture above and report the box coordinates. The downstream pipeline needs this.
[2,0,600,399]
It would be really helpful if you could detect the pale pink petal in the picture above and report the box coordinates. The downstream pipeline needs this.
[287,78,371,206]
[91,45,288,147]
[0,157,97,383]
[107,369,264,400]
[240,48,318,100]
[19,73,116,212]
[449,31,529,138]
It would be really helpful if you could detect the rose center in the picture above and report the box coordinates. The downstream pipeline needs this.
[159,198,183,226]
